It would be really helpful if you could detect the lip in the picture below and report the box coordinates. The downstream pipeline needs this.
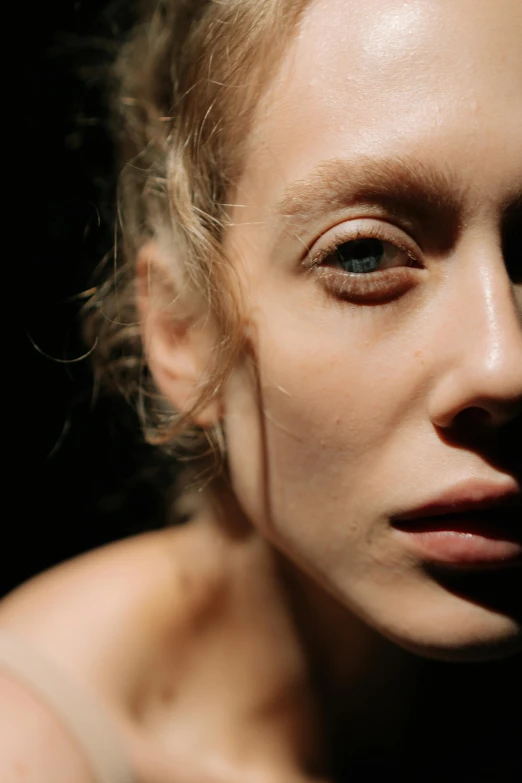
[395,480,522,521]
[391,480,522,567]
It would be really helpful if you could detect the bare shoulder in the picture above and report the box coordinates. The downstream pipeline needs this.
[0,520,239,782]
[0,671,95,783]
[0,523,320,782]
[0,519,227,701]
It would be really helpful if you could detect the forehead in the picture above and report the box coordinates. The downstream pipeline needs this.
[232,0,522,229]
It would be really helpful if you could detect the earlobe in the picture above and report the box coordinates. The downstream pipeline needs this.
[136,241,222,428]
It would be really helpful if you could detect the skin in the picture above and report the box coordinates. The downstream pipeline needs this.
[1,0,522,780]
[218,0,522,660]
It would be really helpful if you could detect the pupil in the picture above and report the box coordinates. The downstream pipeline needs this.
[336,238,384,273]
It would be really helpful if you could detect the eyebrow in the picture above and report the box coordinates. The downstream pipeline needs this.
[273,155,465,241]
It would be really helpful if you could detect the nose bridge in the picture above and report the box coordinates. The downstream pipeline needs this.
[430,242,522,427]
[468,262,521,374]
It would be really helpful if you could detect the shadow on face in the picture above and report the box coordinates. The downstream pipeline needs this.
[221,0,522,661]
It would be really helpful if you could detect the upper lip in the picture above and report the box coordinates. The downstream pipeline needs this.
[394,480,522,522]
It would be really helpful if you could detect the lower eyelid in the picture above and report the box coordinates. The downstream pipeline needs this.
[314,265,421,302]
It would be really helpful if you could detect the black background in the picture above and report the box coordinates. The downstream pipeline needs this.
[8,0,173,597]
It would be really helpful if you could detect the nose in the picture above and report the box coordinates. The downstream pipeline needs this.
[428,245,522,431]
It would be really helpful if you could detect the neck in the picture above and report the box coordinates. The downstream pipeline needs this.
[274,554,416,765]
[208,483,416,766]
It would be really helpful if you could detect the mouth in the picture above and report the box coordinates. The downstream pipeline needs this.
[391,487,522,568]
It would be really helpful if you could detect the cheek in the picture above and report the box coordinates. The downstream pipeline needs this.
[224,306,426,547]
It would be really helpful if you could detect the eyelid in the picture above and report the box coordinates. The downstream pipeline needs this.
[301,218,424,270]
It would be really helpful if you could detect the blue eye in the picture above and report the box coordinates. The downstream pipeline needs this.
[310,228,422,302]
[333,238,386,273]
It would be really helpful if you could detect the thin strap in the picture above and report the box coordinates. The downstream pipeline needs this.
[0,629,137,783]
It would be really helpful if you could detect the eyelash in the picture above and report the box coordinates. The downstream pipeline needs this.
[304,223,423,303]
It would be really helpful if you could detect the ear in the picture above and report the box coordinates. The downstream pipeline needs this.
[136,240,221,428]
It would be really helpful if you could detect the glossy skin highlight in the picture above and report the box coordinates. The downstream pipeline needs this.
[222,0,522,659]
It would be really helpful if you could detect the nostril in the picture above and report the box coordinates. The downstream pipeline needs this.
[440,406,522,472]
[454,404,519,431]
[449,407,499,445]
[464,407,493,427]
[440,405,509,446]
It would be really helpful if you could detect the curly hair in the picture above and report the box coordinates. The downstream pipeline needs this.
[84,0,310,477]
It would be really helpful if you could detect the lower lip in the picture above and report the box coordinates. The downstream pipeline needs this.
[393,514,522,567]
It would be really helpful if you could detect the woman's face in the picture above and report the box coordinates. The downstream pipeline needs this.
[222,0,522,659]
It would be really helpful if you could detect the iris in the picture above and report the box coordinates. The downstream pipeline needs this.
[335,238,385,273]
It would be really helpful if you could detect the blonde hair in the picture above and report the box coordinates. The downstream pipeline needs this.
[84,0,309,475]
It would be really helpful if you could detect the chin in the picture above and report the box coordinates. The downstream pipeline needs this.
[392,623,522,663]
[341,560,522,664]
[381,571,522,663]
